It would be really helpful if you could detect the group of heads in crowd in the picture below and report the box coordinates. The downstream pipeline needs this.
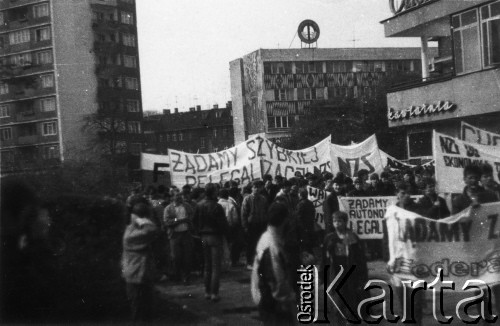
[134,162,500,209]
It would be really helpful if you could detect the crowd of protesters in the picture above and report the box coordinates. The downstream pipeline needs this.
[119,162,500,323]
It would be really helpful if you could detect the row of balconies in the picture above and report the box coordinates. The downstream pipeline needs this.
[1,132,58,147]
[0,12,50,31]
[0,107,57,124]
[1,37,52,56]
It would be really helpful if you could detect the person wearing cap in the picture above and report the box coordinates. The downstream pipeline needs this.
[241,180,269,270]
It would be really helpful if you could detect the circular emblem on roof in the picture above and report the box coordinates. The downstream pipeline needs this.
[298,20,320,44]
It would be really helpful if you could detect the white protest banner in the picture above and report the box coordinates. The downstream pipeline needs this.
[433,131,500,193]
[461,121,500,147]
[379,150,434,171]
[257,135,332,179]
[141,153,171,184]
[385,203,500,287]
[338,196,397,239]
[330,135,384,178]
[307,186,331,230]
[168,140,262,187]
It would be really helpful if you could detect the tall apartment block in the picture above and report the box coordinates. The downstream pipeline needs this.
[0,0,143,173]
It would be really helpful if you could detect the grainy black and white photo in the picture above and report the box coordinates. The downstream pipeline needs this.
[1,0,500,324]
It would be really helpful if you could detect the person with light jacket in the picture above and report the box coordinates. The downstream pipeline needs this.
[121,202,159,323]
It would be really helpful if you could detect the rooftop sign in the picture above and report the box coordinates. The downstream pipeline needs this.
[389,0,434,14]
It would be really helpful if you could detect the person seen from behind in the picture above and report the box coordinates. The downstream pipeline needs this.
[251,202,296,325]
[121,202,159,323]
[193,183,229,302]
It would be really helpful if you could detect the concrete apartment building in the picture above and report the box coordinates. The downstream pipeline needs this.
[382,0,500,161]
[143,104,235,155]
[229,48,426,144]
[0,0,143,173]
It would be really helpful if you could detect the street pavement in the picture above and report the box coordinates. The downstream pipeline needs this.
[154,261,493,325]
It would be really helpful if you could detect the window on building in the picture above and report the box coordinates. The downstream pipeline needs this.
[215,111,222,118]
[42,121,57,136]
[35,27,51,42]
[35,50,52,65]
[0,82,8,95]
[121,11,134,24]
[316,88,324,100]
[172,133,177,141]
[11,53,32,66]
[125,77,139,90]
[1,128,12,141]
[453,9,482,74]
[166,134,170,142]
[277,88,287,101]
[0,12,3,26]
[408,131,432,158]
[0,105,10,118]
[123,55,137,68]
[9,29,30,45]
[33,3,49,18]
[0,36,4,49]
[40,98,55,112]
[200,137,205,148]
[328,61,353,73]
[481,1,500,67]
[127,121,141,133]
[42,145,59,159]
[222,128,227,137]
[297,88,314,100]
[126,99,140,112]
[179,133,183,141]
[267,116,292,129]
[213,128,217,138]
[40,74,54,88]
[123,33,136,47]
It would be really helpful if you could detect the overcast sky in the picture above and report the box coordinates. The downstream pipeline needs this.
[136,0,420,112]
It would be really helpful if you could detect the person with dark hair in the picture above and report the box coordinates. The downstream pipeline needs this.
[227,186,244,266]
[251,202,296,325]
[296,188,316,254]
[395,182,419,213]
[480,163,500,200]
[366,173,383,196]
[241,180,269,270]
[275,180,294,214]
[452,165,498,214]
[163,191,193,284]
[323,181,340,234]
[347,178,369,197]
[322,211,368,324]
[122,202,159,323]
[403,170,420,195]
[193,183,229,302]
[416,178,450,220]
[379,171,396,196]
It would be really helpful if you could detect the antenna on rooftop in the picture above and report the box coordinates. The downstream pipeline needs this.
[349,26,360,48]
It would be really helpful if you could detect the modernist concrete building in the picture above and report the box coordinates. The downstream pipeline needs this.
[382,0,500,161]
[0,0,143,173]
[229,48,426,144]
[143,104,235,155]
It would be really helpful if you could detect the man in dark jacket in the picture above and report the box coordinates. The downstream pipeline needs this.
[193,183,229,302]
[416,178,450,220]
[241,180,269,269]
[296,188,316,254]
[452,165,498,214]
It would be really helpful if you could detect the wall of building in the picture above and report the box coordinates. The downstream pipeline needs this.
[229,58,246,144]
[52,0,98,160]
